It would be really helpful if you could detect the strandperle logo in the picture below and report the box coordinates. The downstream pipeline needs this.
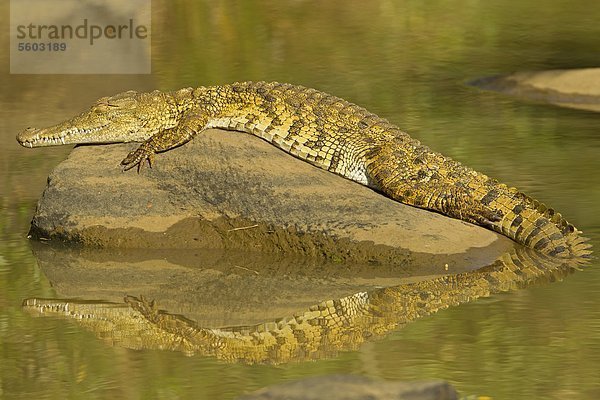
[10,0,151,74]
[15,18,149,46]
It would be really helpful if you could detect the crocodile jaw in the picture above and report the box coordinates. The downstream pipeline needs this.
[17,113,150,148]
[17,89,180,148]
[18,124,109,147]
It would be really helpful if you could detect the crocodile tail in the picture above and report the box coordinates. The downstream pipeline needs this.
[365,145,591,259]
[477,181,592,259]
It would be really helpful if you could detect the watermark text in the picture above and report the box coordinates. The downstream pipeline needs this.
[10,0,151,74]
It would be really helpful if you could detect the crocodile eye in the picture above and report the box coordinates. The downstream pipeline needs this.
[93,102,117,113]
[107,97,137,109]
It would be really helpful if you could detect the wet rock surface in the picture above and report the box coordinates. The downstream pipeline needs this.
[238,375,458,400]
[29,128,514,265]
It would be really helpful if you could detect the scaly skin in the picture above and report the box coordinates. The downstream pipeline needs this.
[22,247,579,364]
[17,81,591,258]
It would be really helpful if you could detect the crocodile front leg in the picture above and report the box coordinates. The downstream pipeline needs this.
[121,111,209,171]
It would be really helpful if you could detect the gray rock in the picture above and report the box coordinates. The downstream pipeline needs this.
[237,375,458,400]
[29,128,514,266]
[470,68,600,112]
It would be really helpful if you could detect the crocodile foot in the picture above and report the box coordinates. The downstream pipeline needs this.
[121,144,155,172]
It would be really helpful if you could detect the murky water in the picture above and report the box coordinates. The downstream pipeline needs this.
[2,1,600,399]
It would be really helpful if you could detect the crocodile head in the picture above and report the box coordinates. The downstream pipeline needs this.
[17,90,183,147]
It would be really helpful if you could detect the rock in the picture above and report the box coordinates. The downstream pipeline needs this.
[29,128,514,266]
[237,375,458,400]
[470,68,600,112]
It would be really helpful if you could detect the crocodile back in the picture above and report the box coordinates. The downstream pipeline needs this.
[195,82,591,259]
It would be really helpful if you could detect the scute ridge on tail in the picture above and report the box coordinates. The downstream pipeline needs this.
[486,185,591,259]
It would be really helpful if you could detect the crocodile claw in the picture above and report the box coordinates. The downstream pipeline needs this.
[476,206,503,230]
[121,145,154,173]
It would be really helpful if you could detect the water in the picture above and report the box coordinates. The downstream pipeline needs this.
[2,1,600,399]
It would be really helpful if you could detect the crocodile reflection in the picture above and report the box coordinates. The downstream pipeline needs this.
[22,247,587,364]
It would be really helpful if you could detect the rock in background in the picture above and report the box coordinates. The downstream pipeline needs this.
[471,68,600,112]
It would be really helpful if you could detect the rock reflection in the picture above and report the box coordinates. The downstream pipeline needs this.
[23,246,587,364]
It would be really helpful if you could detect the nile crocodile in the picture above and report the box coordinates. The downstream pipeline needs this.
[17,81,591,258]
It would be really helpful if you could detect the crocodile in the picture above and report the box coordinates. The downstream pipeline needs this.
[22,246,578,364]
[17,81,591,258]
